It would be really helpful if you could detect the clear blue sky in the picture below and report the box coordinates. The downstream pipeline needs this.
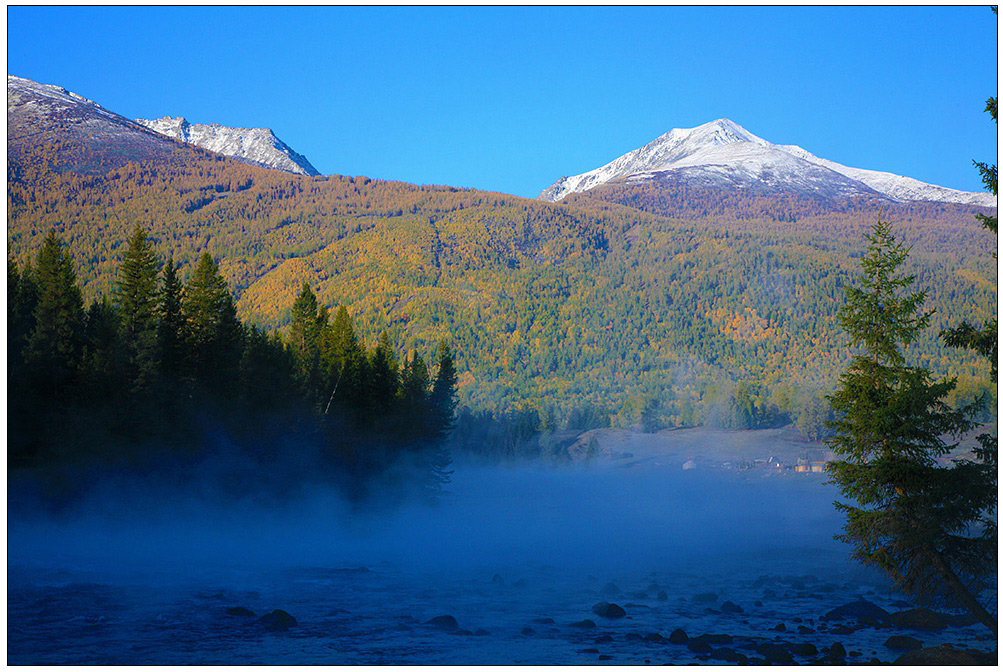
[7,6,998,198]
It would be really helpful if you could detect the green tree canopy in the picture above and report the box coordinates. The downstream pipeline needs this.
[25,231,86,397]
[827,220,996,634]
[114,225,161,390]
[181,252,244,392]
[157,254,185,382]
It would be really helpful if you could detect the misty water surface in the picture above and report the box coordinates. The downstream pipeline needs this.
[12,453,990,665]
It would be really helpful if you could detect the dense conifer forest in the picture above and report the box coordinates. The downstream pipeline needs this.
[8,227,457,505]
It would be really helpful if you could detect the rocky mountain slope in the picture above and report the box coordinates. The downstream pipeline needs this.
[540,119,995,208]
[7,74,181,174]
[7,75,319,178]
[136,116,319,176]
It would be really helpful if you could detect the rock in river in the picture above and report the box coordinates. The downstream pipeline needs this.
[824,599,889,623]
[887,608,947,630]
[894,645,987,665]
[257,609,298,631]
[592,602,626,619]
[884,635,923,651]
[425,615,459,631]
[600,582,622,596]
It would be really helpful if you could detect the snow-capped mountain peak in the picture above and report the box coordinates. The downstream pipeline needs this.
[540,119,995,208]
[135,116,319,177]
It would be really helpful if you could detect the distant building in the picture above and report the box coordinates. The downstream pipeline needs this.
[795,458,827,473]
[795,449,833,473]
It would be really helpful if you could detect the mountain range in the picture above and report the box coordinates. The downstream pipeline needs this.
[6,74,997,428]
[540,118,994,208]
[8,75,317,177]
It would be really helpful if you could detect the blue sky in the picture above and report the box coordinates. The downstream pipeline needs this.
[7,6,998,198]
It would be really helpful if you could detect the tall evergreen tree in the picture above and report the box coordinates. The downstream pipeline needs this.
[401,352,431,408]
[430,339,458,438]
[157,254,185,382]
[114,225,160,391]
[366,330,400,423]
[25,231,86,399]
[181,252,244,394]
[399,350,432,443]
[425,340,458,491]
[826,220,996,634]
[288,282,326,404]
[320,304,367,418]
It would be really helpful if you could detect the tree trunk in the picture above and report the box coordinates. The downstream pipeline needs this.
[925,544,997,635]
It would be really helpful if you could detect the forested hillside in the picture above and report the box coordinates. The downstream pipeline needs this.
[8,131,997,431]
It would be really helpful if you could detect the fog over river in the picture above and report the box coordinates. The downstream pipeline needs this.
[8,428,995,664]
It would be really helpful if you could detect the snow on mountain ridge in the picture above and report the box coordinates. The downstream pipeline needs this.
[7,75,130,125]
[540,119,995,207]
[136,116,320,177]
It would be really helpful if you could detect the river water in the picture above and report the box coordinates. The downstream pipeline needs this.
[8,456,995,664]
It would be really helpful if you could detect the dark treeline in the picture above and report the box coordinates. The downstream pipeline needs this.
[8,226,457,507]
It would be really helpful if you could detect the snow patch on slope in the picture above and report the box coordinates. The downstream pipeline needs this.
[136,116,319,176]
[7,75,130,124]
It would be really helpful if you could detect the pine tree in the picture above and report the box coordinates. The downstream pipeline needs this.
[400,350,432,443]
[423,340,458,494]
[181,252,244,394]
[114,225,160,391]
[320,305,367,419]
[401,351,431,409]
[25,231,86,399]
[158,254,185,382]
[826,220,996,634]
[288,282,325,404]
[430,339,458,439]
[366,330,400,423]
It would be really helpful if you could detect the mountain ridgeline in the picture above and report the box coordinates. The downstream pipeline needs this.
[7,76,997,438]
